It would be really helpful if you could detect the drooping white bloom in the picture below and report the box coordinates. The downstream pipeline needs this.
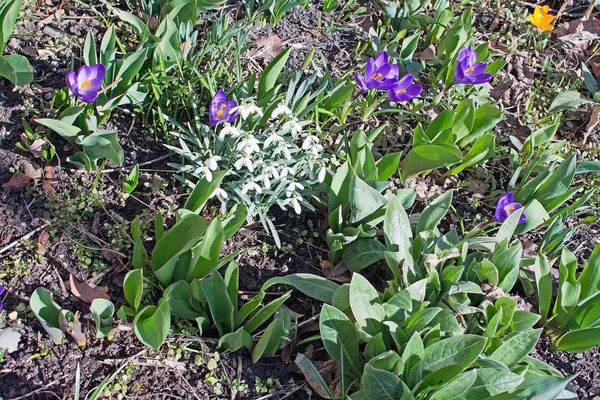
[271,104,293,120]
[302,135,322,156]
[210,188,228,201]
[285,180,304,194]
[279,166,296,178]
[233,104,264,120]
[263,163,280,179]
[205,155,221,171]
[237,134,260,154]
[241,178,262,195]
[273,143,292,160]
[234,153,254,172]
[282,195,303,214]
[317,166,328,183]
[218,123,241,140]
[199,166,213,182]
[256,173,271,190]
[264,131,284,148]
[283,118,302,137]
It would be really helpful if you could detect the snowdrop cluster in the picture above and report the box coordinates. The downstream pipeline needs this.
[169,101,334,218]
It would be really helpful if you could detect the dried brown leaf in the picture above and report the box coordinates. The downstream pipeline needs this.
[37,230,50,255]
[414,44,436,61]
[585,104,600,144]
[3,172,34,192]
[69,274,110,303]
[255,35,283,60]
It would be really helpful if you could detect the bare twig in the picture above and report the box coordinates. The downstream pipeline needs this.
[71,154,173,174]
[0,225,45,255]
[7,377,64,400]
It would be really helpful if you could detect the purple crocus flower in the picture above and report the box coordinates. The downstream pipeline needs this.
[209,90,238,125]
[0,284,4,311]
[354,51,399,91]
[494,192,526,224]
[66,64,106,103]
[387,74,422,103]
[454,46,492,85]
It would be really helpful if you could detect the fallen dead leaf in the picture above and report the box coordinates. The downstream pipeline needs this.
[414,44,437,61]
[554,3,600,50]
[69,274,110,303]
[42,166,55,193]
[37,230,50,255]
[3,172,34,192]
[585,104,600,144]
[255,35,283,60]
[320,259,334,278]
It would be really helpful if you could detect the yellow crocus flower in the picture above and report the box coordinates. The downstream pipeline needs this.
[529,5,555,31]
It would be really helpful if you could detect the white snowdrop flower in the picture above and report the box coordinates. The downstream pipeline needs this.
[282,195,303,215]
[210,188,228,201]
[205,155,221,171]
[237,134,260,154]
[286,180,304,194]
[302,135,322,156]
[279,166,296,178]
[233,104,263,120]
[283,118,302,137]
[271,104,293,120]
[256,173,271,190]
[274,143,292,160]
[199,166,213,182]
[264,131,284,148]
[264,163,280,179]
[317,167,328,183]
[234,153,254,172]
[241,178,262,195]
[218,123,241,140]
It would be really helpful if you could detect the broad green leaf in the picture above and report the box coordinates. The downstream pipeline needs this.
[376,152,401,181]
[349,176,387,225]
[0,0,22,52]
[258,47,292,100]
[496,208,524,242]
[184,170,227,213]
[365,333,387,361]
[422,335,486,374]
[548,91,592,114]
[329,162,353,215]
[534,254,552,323]
[320,304,363,381]
[429,370,477,400]
[123,269,143,311]
[295,353,336,399]
[553,327,600,353]
[450,133,495,175]
[343,239,387,272]
[90,298,114,338]
[133,300,171,349]
[252,317,285,363]
[510,311,541,333]
[332,283,350,311]
[0,54,33,86]
[578,243,600,299]
[362,364,404,400]
[514,200,549,235]
[384,194,412,251]
[164,280,201,319]
[490,329,541,367]
[221,204,247,240]
[83,31,97,66]
[400,145,462,181]
[218,327,253,352]
[186,218,225,281]
[416,190,453,233]
[405,308,442,337]
[151,214,208,286]
[35,118,81,143]
[464,368,524,399]
[243,291,291,334]
[350,274,385,329]
[201,272,235,336]
[29,287,64,344]
[261,273,340,304]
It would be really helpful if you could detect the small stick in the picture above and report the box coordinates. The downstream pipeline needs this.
[71,153,173,174]
[8,377,63,400]
[0,225,45,255]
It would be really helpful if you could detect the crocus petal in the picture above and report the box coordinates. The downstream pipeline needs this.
[494,207,508,223]
[457,46,472,63]
[354,72,369,91]
[79,90,99,103]
[386,64,399,80]
[84,78,103,93]
[87,64,106,81]
[473,73,492,84]
[374,51,388,68]
[365,58,376,79]
[77,65,92,83]
[406,84,422,97]
[470,63,488,76]
[497,192,513,209]
[376,63,392,79]
[66,71,78,93]
[397,74,414,89]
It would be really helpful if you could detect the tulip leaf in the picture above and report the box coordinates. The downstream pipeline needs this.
[343,239,387,272]
[29,287,64,345]
[0,54,33,86]
[258,47,292,100]
[133,300,171,349]
[90,298,114,338]
[218,327,253,352]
